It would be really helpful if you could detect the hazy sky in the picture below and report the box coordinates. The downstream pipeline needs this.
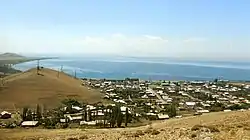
[1,0,250,60]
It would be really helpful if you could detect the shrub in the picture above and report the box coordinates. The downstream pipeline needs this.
[67,138,78,140]
[165,104,177,117]
[191,125,220,133]
[191,125,203,131]
[206,125,220,133]
[79,135,88,139]
[44,125,56,129]
[151,129,160,135]
[191,133,197,138]
[62,99,81,107]
[5,122,17,129]
[132,130,145,137]
[55,123,68,129]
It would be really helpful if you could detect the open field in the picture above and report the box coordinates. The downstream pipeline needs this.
[1,111,250,140]
[0,68,103,110]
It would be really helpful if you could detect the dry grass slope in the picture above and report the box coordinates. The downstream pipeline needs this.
[1,111,250,140]
[0,68,102,110]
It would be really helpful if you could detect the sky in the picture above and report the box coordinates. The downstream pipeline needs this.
[0,0,250,60]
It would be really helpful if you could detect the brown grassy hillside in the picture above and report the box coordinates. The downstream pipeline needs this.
[0,68,102,110]
[1,111,250,140]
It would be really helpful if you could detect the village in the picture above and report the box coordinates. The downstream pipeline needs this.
[1,77,250,129]
[84,78,250,118]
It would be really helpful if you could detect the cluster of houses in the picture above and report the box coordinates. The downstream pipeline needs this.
[0,103,132,128]
[83,78,250,119]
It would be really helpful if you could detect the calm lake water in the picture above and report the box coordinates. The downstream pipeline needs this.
[14,57,250,81]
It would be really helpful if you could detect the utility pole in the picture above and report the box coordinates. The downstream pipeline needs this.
[74,70,76,78]
[1,72,5,86]
[60,65,63,72]
[57,65,63,78]
[37,60,40,75]
[13,103,17,112]
[57,68,60,78]
[1,78,3,87]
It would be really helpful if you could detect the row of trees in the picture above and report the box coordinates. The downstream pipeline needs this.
[208,102,250,112]
[21,99,132,128]
[227,103,250,110]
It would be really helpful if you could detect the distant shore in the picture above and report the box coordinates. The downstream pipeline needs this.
[0,57,58,65]
[0,57,57,75]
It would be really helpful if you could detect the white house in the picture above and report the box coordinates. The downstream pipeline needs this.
[64,113,83,121]
[162,96,169,100]
[186,102,196,106]
[80,121,96,126]
[157,114,169,120]
[72,106,83,111]
[0,111,11,119]
[175,115,182,118]
[141,94,149,99]
[21,121,39,127]
[181,93,189,96]
[120,106,131,114]
[197,110,209,113]
[146,113,157,116]
[87,105,96,110]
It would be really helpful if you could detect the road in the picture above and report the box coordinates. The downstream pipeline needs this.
[148,87,167,103]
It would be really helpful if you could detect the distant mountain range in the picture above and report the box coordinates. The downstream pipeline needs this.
[0,53,26,60]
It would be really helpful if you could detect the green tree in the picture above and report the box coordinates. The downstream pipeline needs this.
[106,105,113,127]
[36,104,42,120]
[210,102,224,112]
[22,107,29,121]
[110,106,117,127]
[88,109,92,121]
[103,108,107,128]
[165,104,176,117]
[26,110,33,121]
[208,94,212,100]
[214,78,218,83]
[116,105,123,127]
[125,108,129,127]
[84,108,87,121]
[62,98,81,107]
